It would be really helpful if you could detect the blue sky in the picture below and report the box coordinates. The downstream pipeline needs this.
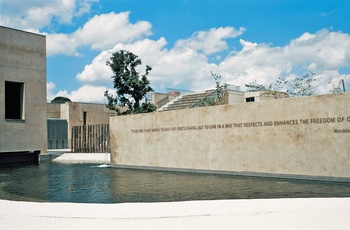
[1,0,350,103]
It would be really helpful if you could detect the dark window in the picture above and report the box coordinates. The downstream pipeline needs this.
[5,81,24,120]
[245,97,255,102]
[83,111,87,126]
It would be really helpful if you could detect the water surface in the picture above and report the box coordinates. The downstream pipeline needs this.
[1,162,350,203]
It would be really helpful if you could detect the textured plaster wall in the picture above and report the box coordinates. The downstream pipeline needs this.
[110,92,350,181]
[0,26,47,153]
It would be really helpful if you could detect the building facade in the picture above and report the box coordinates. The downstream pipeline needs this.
[47,102,116,148]
[0,26,47,163]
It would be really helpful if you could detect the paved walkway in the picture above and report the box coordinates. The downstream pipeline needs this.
[1,198,350,229]
[51,152,110,164]
[41,150,110,164]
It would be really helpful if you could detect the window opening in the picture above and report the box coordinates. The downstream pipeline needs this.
[5,81,25,120]
[245,97,255,102]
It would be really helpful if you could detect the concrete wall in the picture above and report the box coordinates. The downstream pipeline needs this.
[47,102,116,147]
[227,91,244,104]
[244,91,289,102]
[62,102,115,127]
[110,92,350,181]
[47,103,61,118]
[152,92,179,108]
[0,26,47,153]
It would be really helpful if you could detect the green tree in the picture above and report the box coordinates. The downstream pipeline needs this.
[104,50,156,115]
[51,96,71,104]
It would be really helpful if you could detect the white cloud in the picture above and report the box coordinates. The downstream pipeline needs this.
[76,37,170,86]
[47,81,110,103]
[76,0,99,17]
[50,24,350,103]
[53,85,111,103]
[1,0,97,31]
[73,12,152,50]
[175,27,245,55]
[73,28,350,102]
[3,2,350,103]
[46,11,152,56]
[151,47,215,89]
[46,81,57,101]
[111,37,169,66]
[46,33,80,56]
[76,27,244,90]
[218,29,350,95]
[314,72,350,95]
[76,35,219,91]
[286,29,350,70]
[76,50,113,84]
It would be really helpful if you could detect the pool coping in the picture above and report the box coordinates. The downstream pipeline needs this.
[1,197,350,229]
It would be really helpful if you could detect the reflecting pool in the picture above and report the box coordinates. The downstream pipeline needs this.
[1,162,350,203]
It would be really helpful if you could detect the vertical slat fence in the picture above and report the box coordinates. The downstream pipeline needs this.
[71,124,110,153]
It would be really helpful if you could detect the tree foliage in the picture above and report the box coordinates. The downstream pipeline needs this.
[246,72,316,97]
[276,72,316,97]
[196,96,216,107]
[329,79,346,94]
[211,72,228,105]
[104,50,156,115]
[245,81,280,98]
[51,96,71,104]
[196,72,228,107]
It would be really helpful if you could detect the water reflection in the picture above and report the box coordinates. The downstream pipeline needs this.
[0,162,350,203]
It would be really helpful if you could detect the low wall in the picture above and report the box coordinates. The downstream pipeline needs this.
[110,92,350,181]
